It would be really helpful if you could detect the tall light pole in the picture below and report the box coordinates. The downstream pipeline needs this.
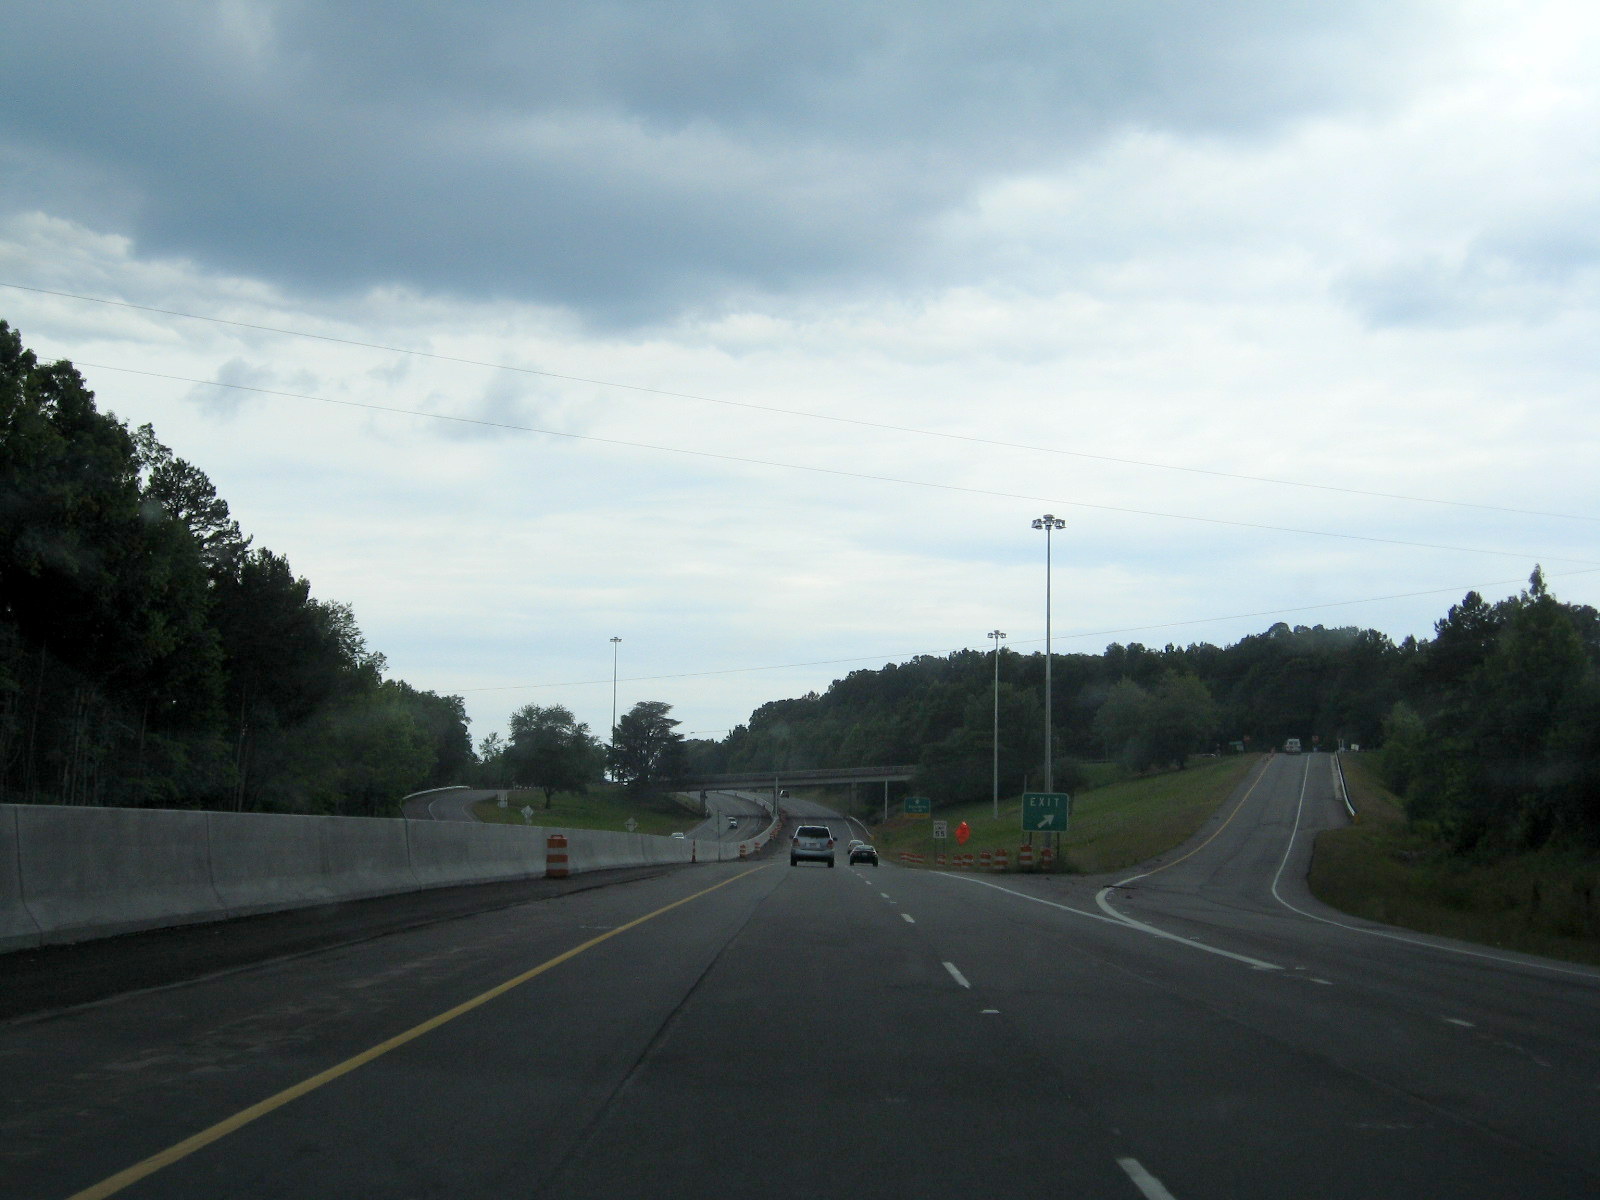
[1031,514,1065,793]
[609,636,622,778]
[988,629,1006,818]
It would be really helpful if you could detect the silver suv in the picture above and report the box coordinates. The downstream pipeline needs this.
[790,824,835,867]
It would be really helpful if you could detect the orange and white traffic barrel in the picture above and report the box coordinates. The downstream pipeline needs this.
[1040,845,1055,867]
[993,848,1009,870]
[546,833,569,879]
[1018,844,1034,869]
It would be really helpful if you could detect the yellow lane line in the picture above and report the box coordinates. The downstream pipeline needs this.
[1115,754,1277,885]
[67,866,766,1200]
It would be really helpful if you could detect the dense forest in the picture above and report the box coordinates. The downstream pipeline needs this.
[0,321,473,814]
[6,320,1597,851]
[691,578,1600,851]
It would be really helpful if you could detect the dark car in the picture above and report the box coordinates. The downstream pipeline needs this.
[848,842,879,866]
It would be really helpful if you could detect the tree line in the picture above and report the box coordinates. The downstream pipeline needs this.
[0,321,472,814]
[691,572,1600,851]
[474,699,688,807]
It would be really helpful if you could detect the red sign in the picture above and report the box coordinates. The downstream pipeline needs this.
[955,821,971,845]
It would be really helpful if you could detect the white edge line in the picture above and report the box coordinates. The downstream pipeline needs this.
[943,961,971,989]
[1268,756,1600,982]
[1094,886,1281,971]
[1117,1157,1178,1200]
[946,873,1280,970]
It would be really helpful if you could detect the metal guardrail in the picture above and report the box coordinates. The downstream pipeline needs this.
[1333,751,1357,821]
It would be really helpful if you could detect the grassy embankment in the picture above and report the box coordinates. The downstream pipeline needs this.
[471,784,693,836]
[862,754,1260,875]
[1309,756,1600,967]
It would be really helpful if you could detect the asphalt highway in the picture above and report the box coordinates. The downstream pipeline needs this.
[4,754,1598,1199]
[400,787,503,821]
[683,788,771,841]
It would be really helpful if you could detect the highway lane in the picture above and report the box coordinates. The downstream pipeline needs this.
[400,787,504,822]
[4,761,1597,1199]
[684,789,770,842]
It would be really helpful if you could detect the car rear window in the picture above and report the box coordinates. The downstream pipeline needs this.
[797,826,830,837]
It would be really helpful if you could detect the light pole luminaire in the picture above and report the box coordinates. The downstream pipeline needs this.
[609,636,621,778]
[987,629,1005,818]
[1031,514,1064,793]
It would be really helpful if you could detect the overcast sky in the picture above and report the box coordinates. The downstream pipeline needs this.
[3,1,1597,751]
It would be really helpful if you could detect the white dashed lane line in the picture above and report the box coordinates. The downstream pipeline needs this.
[1117,1156,1179,1200]
[901,913,915,924]
[943,961,971,989]
[1445,1017,1475,1028]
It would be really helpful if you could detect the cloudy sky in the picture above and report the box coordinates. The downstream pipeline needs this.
[3,1,1597,750]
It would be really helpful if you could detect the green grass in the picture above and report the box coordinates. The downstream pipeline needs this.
[1308,755,1600,967]
[868,754,1259,875]
[471,785,692,836]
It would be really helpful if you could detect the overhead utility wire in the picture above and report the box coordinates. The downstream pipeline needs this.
[7,280,1594,525]
[450,566,1600,694]
[77,361,1600,569]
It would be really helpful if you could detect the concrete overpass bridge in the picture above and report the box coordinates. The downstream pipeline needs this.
[684,765,916,792]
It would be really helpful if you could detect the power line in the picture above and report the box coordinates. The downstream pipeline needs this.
[451,567,1600,694]
[7,279,1594,524]
[74,360,1600,568]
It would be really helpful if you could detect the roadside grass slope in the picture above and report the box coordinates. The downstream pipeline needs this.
[866,754,1259,875]
[471,786,690,836]
[1310,756,1600,967]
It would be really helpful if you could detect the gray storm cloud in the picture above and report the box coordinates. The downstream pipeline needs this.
[1,0,1424,322]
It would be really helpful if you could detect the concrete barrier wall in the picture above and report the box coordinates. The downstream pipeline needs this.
[1,806,42,952]
[14,806,222,946]
[0,803,744,953]
[548,828,698,873]
[209,812,419,916]
[407,820,544,887]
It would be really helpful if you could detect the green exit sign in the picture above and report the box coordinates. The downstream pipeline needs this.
[904,796,932,818]
[1022,792,1070,832]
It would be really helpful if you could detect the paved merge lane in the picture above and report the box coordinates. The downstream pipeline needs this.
[4,758,1598,1199]
[684,789,770,842]
[400,787,504,821]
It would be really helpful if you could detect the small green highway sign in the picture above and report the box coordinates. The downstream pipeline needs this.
[1022,792,1070,832]
[904,796,932,818]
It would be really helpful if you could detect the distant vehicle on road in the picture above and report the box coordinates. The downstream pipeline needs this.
[1284,738,1302,754]
[848,842,879,867]
[670,831,686,839]
[790,824,835,867]
[726,816,738,828]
